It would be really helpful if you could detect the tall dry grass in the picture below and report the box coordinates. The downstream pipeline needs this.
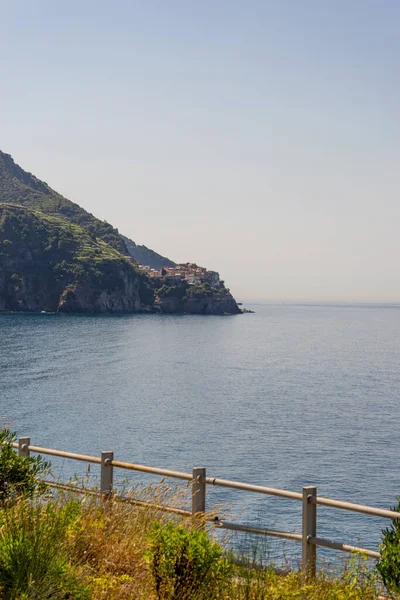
[0,481,391,599]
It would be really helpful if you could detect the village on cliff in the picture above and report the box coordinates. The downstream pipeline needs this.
[134,263,221,287]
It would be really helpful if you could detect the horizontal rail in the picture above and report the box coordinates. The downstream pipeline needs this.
[205,476,302,500]
[111,459,193,481]
[45,482,381,559]
[13,444,102,464]
[45,481,301,542]
[12,442,400,519]
[312,496,400,521]
[309,536,380,560]
[213,519,302,542]
[9,438,398,572]
[44,481,98,496]
[44,481,192,517]
[13,442,302,497]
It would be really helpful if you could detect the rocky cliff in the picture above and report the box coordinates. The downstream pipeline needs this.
[156,293,241,315]
[185,294,241,315]
[0,204,140,313]
[151,279,241,315]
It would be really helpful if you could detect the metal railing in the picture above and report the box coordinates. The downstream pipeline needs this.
[12,436,400,576]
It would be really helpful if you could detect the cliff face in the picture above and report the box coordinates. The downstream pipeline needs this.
[156,293,241,315]
[153,279,241,315]
[57,273,140,313]
[184,294,241,315]
[0,204,140,313]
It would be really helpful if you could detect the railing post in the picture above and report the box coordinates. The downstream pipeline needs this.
[192,467,206,522]
[302,485,317,577]
[101,451,114,498]
[18,437,30,458]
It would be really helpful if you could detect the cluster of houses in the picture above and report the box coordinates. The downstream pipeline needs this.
[137,263,221,287]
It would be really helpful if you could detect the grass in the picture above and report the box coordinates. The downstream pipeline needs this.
[0,481,391,600]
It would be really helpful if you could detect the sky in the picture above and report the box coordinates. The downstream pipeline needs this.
[1,0,399,302]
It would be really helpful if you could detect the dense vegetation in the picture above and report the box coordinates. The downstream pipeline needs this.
[0,203,140,312]
[0,150,176,268]
[377,498,400,595]
[186,282,230,298]
[0,151,127,254]
[0,431,391,599]
[0,430,49,505]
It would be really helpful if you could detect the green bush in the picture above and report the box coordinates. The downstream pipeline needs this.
[0,430,50,505]
[146,522,231,600]
[377,498,400,594]
[0,500,88,600]
[186,284,212,299]
[156,285,173,298]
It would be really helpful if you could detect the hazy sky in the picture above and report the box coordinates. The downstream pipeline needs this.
[1,1,399,302]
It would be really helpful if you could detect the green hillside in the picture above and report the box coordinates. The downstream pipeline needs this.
[0,203,140,312]
[0,150,240,315]
[0,151,127,254]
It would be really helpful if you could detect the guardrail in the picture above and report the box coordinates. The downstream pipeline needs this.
[12,436,400,576]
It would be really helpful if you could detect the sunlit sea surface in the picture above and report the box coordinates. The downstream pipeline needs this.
[1,303,399,564]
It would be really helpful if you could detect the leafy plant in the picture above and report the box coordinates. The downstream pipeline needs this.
[377,497,400,594]
[156,284,174,298]
[146,522,231,600]
[0,499,89,600]
[0,429,50,505]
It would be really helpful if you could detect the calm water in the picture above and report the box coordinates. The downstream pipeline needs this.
[1,303,399,563]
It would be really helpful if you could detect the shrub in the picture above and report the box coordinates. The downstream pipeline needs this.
[377,498,400,594]
[0,429,50,505]
[230,555,380,600]
[146,521,231,600]
[0,499,88,600]
[156,285,173,298]
[186,284,212,299]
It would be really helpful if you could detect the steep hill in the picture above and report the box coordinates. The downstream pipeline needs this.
[0,150,177,269]
[120,235,175,270]
[0,150,241,315]
[0,150,127,254]
[0,203,140,312]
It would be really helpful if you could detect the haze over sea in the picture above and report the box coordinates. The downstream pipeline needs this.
[1,303,399,562]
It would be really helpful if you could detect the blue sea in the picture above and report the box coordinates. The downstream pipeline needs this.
[1,303,399,564]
